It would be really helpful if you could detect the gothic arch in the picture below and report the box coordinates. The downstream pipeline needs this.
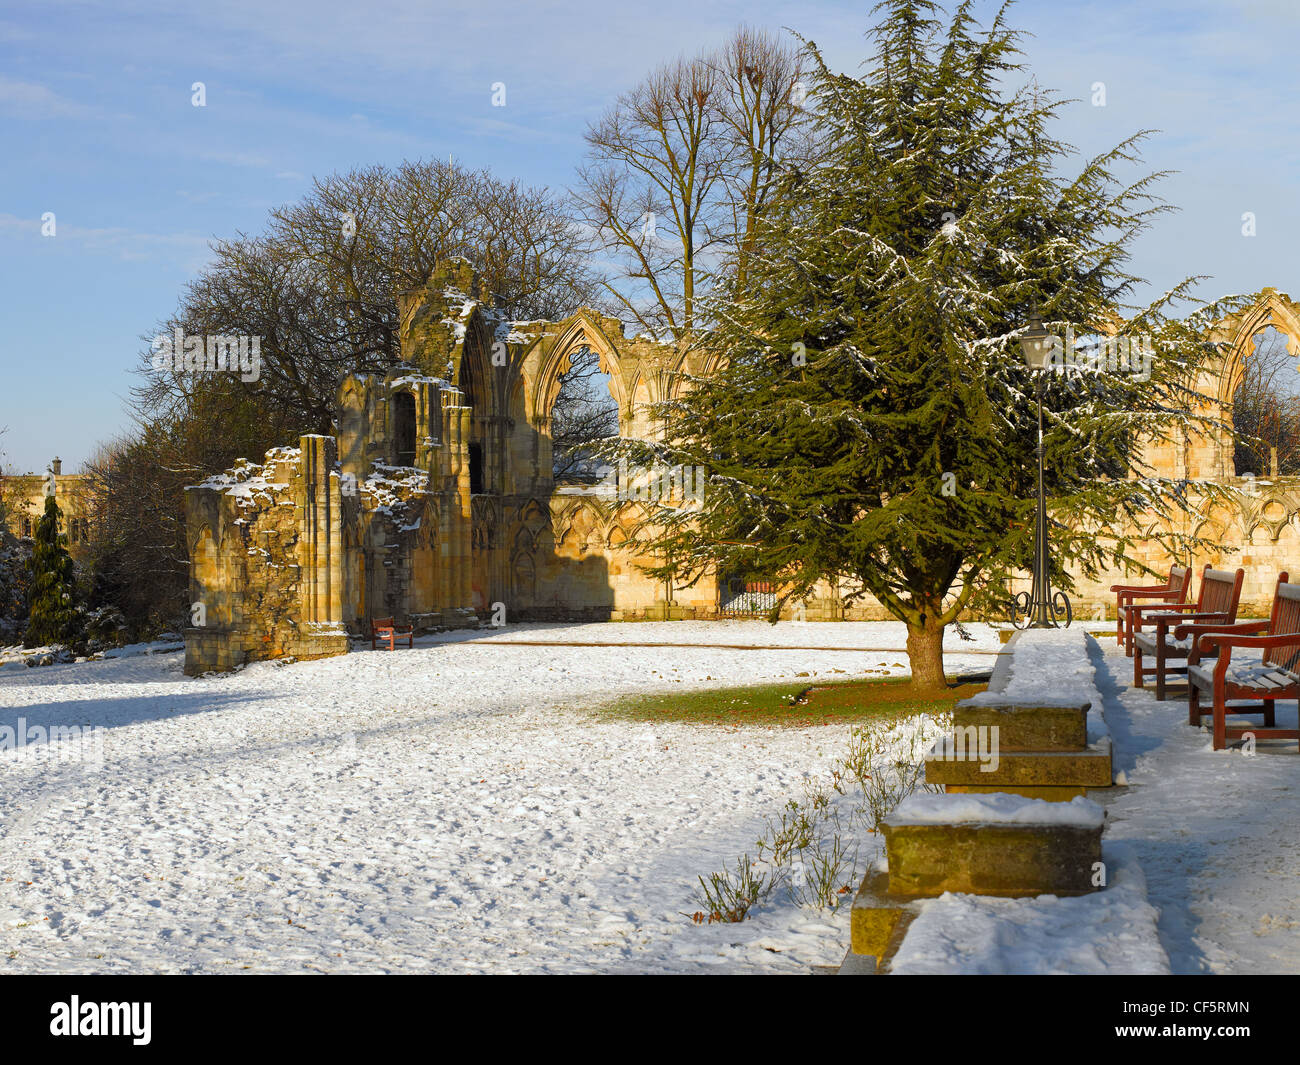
[508,375,527,422]
[511,550,536,602]
[675,346,723,395]
[520,498,548,526]
[1216,290,1300,409]
[457,313,501,415]
[529,313,631,431]
[558,503,602,556]
[628,371,653,435]
[1192,514,1230,545]
[390,389,417,466]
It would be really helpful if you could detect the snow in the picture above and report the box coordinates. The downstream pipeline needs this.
[993,627,1110,739]
[884,628,1162,974]
[11,616,1286,974]
[961,694,1089,709]
[1096,638,1300,973]
[889,627,1300,974]
[891,842,1169,975]
[421,619,1004,655]
[886,792,1104,828]
[0,621,997,974]
[387,374,451,391]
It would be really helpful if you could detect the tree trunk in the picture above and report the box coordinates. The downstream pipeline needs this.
[905,620,947,693]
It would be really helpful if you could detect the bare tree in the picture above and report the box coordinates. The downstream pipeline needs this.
[133,159,598,432]
[573,27,810,343]
[710,26,812,291]
[0,429,31,541]
[1233,326,1300,476]
[551,347,621,481]
[576,54,729,342]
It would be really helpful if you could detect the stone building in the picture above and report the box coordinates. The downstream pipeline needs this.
[182,269,1300,675]
[0,458,94,558]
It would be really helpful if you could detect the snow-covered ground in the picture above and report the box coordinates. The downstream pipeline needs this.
[1098,640,1300,974]
[0,621,999,974]
[891,841,1169,975]
[891,629,1300,975]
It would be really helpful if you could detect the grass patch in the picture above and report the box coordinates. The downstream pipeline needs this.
[600,674,987,727]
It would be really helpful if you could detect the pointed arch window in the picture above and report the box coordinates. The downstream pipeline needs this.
[393,391,417,467]
[551,345,620,483]
[1233,325,1300,476]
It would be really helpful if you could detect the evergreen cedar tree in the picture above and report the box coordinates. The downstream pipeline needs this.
[617,0,1239,691]
[25,494,80,649]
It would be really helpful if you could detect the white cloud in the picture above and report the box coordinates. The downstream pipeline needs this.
[0,213,213,267]
[0,76,97,119]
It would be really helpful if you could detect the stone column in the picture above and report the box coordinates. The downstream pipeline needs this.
[296,434,349,659]
[458,405,473,609]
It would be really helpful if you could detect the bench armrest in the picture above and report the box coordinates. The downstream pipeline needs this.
[1201,632,1300,653]
[1174,618,1265,640]
[1127,602,1197,625]
[1158,611,1230,628]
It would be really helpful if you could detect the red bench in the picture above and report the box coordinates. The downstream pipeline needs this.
[1132,566,1244,700]
[1113,563,1192,657]
[1192,573,1300,750]
[370,616,413,650]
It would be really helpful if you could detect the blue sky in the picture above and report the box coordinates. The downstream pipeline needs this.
[1,0,1296,474]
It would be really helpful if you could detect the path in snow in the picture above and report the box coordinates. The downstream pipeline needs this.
[0,621,997,974]
[1096,639,1300,974]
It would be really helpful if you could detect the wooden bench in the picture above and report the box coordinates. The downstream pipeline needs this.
[1191,573,1300,751]
[1132,566,1244,700]
[1113,564,1192,657]
[370,616,413,651]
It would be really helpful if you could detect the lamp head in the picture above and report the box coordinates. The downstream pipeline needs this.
[1019,312,1053,371]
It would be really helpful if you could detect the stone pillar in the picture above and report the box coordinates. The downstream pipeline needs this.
[436,394,453,617]
[296,434,349,659]
[458,405,473,609]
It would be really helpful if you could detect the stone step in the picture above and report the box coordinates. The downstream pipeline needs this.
[925,736,1112,792]
[848,869,922,970]
[943,783,1091,801]
[953,695,1090,751]
[880,792,1105,899]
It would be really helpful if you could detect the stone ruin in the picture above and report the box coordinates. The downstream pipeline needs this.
[182,260,695,675]
[182,275,1300,675]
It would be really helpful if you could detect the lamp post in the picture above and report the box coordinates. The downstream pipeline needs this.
[1013,311,1072,629]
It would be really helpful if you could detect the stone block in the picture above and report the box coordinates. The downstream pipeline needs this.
[882,793,1104,898]
[944,783,1090,801]
[925,737,1112,790]
[849,869,922,969]
[953,696,1090,751]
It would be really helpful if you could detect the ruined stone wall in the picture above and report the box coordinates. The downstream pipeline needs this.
[183,366,476,674]
[184,440,351,674]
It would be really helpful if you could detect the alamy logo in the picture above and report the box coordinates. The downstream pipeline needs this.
[50,997,151,1045]
[1045,325,1155,381]
[939,724,1000,772]
[612,458,706,508]
[1,718,103,765]
[151,329,262,382]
